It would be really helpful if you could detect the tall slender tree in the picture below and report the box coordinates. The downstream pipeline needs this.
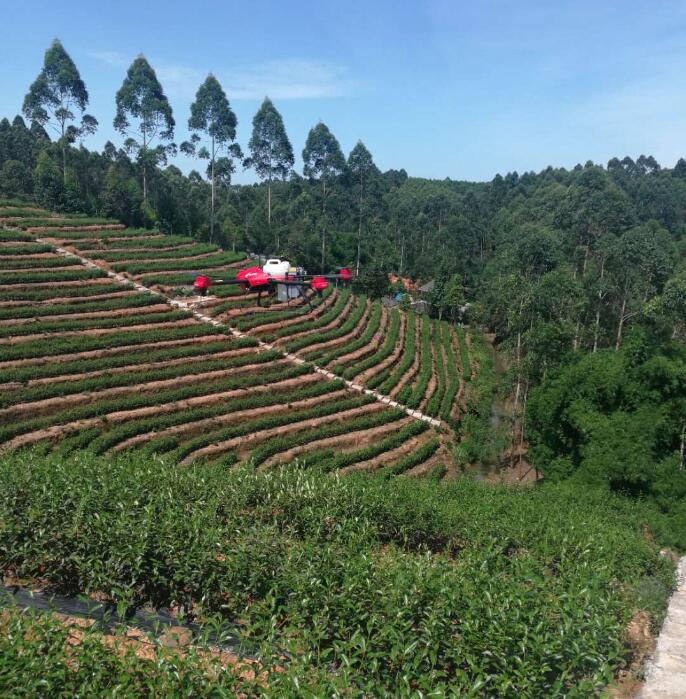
[114,56,174,206]
[244,97,294,251]
[23,39,98,183]
[347,140,378,275]
[302,122,345,268]
[181,75,239,242]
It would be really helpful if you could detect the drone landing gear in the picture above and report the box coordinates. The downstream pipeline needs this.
[296,285,315,311]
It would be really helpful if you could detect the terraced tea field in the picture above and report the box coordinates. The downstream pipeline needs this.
[0,200,677,698]
[0,201,478,476]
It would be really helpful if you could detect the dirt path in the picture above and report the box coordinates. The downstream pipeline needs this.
[1,358,291,420]
[299,299,370,356]
[273,293,354,345]
[181,401,388,465]
[260,415,411,469]
[338,420,425,474]
[112,389,350,453]
[0,318,198,345]
[55,235,164,246]
[28,224,125,233]
[326,305,389,368]
[75,243,196,254]
[0,289,138,308]
[0,334,232,369]
[391,314,421,397]
[355,312,407,385]
[0,277,115,290]
[419,337,438,412]
[2,374,326,453]
[0,303,171,326]
[0,265,87,274]
[2,347,259,389]
[244,290,338,335]
[107,251,223,265]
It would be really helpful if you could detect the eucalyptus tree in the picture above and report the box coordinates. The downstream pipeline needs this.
[23,39,98,182]
[245,97,294,249]
[181,75,239,242]
[114,56,175,206]
[302,122,346,268]
[656,272,686,340]
[347,140,378,275]
[609,222,674,350]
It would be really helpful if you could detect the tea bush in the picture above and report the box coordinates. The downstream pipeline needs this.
[0,449,675,696]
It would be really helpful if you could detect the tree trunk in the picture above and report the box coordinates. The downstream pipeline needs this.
[141,122,148,206]
[519,382,529,464]
[592,258,606,353]
[615,294,627,350]
[210,136,215,244]
[142,165,147,206]
[60,118,67,184]
[680,422,685,469]
[399,228,405,275]
[592,309,601,352]
[321,179,327,270]
[356,173,363,276]
[512,330,522,419]
[582,243,590,275]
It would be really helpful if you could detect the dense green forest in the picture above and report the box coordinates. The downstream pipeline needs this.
[1,40,684,544]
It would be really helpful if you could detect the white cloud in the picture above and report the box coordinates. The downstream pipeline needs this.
[90,51,352,101]
[224,59,352,100]
[88,50,130,69]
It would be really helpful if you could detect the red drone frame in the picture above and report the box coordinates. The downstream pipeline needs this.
[192,260,353,308]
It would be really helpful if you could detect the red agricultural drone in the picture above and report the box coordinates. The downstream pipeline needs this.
[192,258,353,308]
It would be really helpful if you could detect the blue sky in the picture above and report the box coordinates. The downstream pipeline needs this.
[2,0,685,183]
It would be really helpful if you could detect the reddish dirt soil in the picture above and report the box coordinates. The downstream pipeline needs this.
[2,374,326,453]
[391,315,422,397]
[112,388,351,453]
[272,293,354,345]
[244,290,339,335]
[258,412,409,469]
[326,305,389,368]
[0,318,199,346]
[0,333,233,369]
[0,303,172,327]
[27,224,125,233]
[298,299,371,356]
[79,243,197,255]
[183,401,388,465]
[419,340,438,412]
[1,358,291,420]
[0,265,87,274]
[105,251,224,265]
[0,290,140,308]
[355,312,407,384]
[4,346,259,389]
[0,253,65,260]
[338,420,425,474]
[0,277,116,291]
